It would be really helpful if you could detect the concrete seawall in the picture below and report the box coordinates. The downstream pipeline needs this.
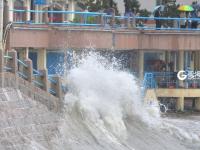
[0,87,65,149]
[0,73,65,149]
[0,72,62,112]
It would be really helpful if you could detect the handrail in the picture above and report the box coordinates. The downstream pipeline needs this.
[18,71,28,80]
[2,54,64,98]
[4,66,12,71]
[4,55,12,59]
[49,88,56,95]
[10,9,200,31]
[33,80,44,88]
[17,59,28,68]
[33,69,43,76]
[10,9,107,15]
[48,76,57,85]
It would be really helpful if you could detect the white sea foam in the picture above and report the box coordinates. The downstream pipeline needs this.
[60,52,200,150]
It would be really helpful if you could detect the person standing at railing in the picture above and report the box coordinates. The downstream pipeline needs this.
[179,11,186,28]
[191,11,198,28]
[154,7,162,29]
[124,8,135,28]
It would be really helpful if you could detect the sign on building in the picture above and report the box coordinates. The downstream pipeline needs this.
[34,0,46,5]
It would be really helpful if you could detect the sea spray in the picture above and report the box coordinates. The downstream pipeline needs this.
[64,52,161,139]
[59,52,200,150]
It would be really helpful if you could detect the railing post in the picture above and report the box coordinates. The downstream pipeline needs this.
[124,16,127,28]
[44,11,49,24]
[8,50,17,74]
[24,59,33,82]
[39,69,48,91]
[111,8,115,28]
[0,50,3,73]
[80,13,84,24]
[52,76,62,99]
[100,14,104,27]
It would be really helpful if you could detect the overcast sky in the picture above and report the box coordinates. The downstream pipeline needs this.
[115,0,196,14]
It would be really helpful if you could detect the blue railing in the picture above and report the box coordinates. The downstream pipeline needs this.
[144,71,200,89]
[143,72,179,90]
[11,9,106,27]
[9,9,200,31]
[17,59,28,80]
[48,75,57,85]
[33,68,43,76]
[3,53,64,98]
[143,73,157,89]
[18,59,28,68]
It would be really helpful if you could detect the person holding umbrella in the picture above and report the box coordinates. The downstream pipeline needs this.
[179,11,187,28]
[178,5,194,29]
[154,6,162,29]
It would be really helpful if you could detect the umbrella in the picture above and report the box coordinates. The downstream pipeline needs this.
[154,5,165,12]
[153,5,165,15]
[178,5,194,12]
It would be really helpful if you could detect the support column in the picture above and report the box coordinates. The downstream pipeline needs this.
[25,47,29,59]
[194,51,200,70]
[50,7,53,23]
[194,51,198,70]
[68,0,75,22]
[190,52,194,70]
[35,5,42,23]
[176,97,184,111]
[178,51,184,87]
[195,98,200,111]
[61,6,65,23]
[139,51,144,80]
[24,0,31,21]
[37,48,46,70]
[37,48,48,91]
[8,0,14,22]
[166,51,171,71]
[18,49,27,60]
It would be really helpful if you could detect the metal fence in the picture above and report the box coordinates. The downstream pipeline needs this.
[143,71,200,90]
[8,9,200,31]
[3,50,65,98]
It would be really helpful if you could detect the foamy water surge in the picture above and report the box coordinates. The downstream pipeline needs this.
[59,52,200,150]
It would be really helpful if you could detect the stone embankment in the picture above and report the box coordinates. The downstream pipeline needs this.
[0,73,64,150]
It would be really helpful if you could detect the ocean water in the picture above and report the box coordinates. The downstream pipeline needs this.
[58,52,200,150]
